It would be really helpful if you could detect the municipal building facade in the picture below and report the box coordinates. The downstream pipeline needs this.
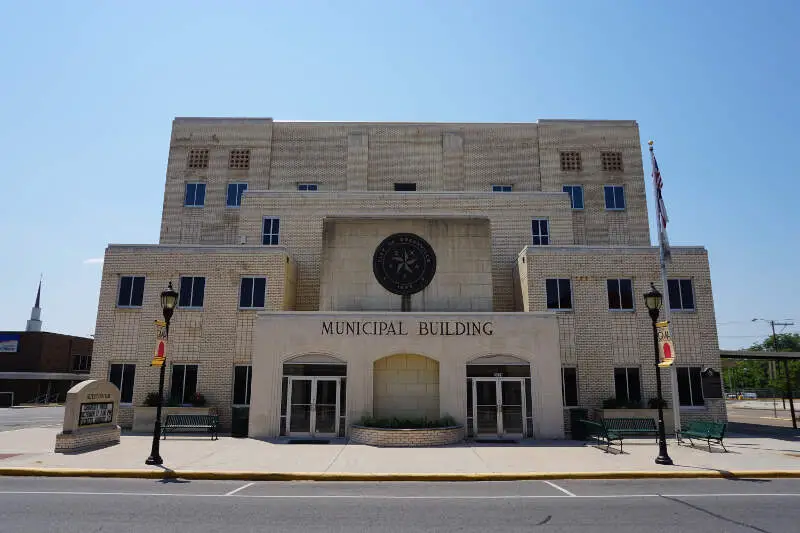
[89,118,725,440]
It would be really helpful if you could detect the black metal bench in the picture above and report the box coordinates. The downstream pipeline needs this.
[162,414,219,440]
[580,419,623,453]
[679,421,727,452]
[603,417,659,443]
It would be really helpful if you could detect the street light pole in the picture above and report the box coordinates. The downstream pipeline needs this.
[146,282,178,466]
[644,283,673,466]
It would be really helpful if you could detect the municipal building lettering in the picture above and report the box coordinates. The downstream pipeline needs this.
[321,320,493,336]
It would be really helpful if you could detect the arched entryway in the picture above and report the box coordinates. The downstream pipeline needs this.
[281,353,347,439]
[466,354,532,440]
[373,354,439,420]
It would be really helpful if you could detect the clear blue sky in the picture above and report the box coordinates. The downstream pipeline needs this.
[1,1,797,349]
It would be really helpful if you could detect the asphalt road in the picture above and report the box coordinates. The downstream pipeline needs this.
[0,406,63,432]
[0,477,798,532]
[727,405,798,429]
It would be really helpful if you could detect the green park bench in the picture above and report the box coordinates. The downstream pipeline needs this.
[580,419,623,453]
[679,421,727,452]
[603,417,659,443]
[162,414,219,440]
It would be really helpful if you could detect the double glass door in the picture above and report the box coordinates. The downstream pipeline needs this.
[472,378,526,439]
[287,377,339,437]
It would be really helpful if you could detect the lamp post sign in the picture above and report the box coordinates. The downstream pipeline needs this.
[152,320,167,367]
[656,320,675,367]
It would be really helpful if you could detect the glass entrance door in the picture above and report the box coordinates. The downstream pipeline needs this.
[472,378,526,439]
[313,378,339,437]
[288,378,313,435]
[287,377,339,437]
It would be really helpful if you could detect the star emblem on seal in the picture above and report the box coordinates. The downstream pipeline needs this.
[372,233,436,295]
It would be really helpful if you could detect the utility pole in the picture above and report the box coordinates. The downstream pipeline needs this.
[753,318,796,429]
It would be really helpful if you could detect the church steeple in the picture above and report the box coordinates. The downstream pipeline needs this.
[25,278,42,332]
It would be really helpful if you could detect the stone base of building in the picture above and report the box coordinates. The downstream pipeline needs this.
[55,425,121,453]
[350,425,464,447]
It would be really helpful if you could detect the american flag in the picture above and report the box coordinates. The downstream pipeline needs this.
[650,144,671,262]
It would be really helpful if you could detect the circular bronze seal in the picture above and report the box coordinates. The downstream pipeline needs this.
[372,233,437,296]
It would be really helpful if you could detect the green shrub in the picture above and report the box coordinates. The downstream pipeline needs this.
[357,414,459,429]
[143,392,160,407]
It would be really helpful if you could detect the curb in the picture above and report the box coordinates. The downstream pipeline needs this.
[2,468,800,481]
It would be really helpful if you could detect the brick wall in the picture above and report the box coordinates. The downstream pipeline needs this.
[350,425,464,447]
[89,244,293,428]
[519,245,726,423]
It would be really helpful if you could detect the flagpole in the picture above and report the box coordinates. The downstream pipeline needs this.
[649,140,681,438]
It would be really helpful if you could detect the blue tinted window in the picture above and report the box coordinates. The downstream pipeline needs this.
[563,185,584,209]
[179,276,205,308]
[604,185,625,210]
[184,183,206,207]
[298,183,318,191]
[227,183,247,207]
[492,185,512,192]
[532,219,549,245]
[263,217,280,245]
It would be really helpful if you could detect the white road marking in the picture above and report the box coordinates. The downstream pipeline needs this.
[0,491,798,499]
[542,480,576,497]
[225,482,255,496]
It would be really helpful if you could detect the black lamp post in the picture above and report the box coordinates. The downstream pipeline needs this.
[643,283,673,466]
[145,281,179,466]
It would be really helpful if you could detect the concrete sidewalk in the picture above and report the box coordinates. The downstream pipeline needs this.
[1,427,799,480]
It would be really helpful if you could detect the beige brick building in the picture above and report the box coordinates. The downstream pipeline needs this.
[90,118,725,441]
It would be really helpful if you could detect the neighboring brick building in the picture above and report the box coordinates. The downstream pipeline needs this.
[1,285,93,406]
[89,118,725,439]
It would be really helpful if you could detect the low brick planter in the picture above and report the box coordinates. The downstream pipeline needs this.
[350,425,464,447]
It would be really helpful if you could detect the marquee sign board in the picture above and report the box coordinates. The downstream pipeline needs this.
[79,402,114,426]
[372,233,437,296]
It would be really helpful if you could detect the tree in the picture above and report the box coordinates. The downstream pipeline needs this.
[748,333,800,352]
[722,334,800,395]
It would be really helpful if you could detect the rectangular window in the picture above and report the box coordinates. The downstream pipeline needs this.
[491,185,513,192]
[603,185,626,210]
[226,183,248,207]
[187,149,209,169]
[262,217,280,245]
[109,363,135,404]
[239,277,267,309]
[601,151,624,172]
[170,364,198,405]
[531,218,550,245]
[560,151,582,171]
[546,278,572,310]
[607,279,634,310]
[677,367,705,407]
[562,367,578,407]
[233,365,252,405]
[178,276,205,308]
[184,183,206,207]
[228,149,250,169]
[668,279,695,311]
[562,185,584,209]
[614,367,641,405]
[298,183,319,191]
[72,354,92,372]
[117,276,145,307]
[394,183,416,191]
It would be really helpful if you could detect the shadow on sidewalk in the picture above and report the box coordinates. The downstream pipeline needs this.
[727,422,800,442]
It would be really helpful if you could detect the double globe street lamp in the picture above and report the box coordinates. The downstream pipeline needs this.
[643,283,673,466]
[145,282,179,466]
